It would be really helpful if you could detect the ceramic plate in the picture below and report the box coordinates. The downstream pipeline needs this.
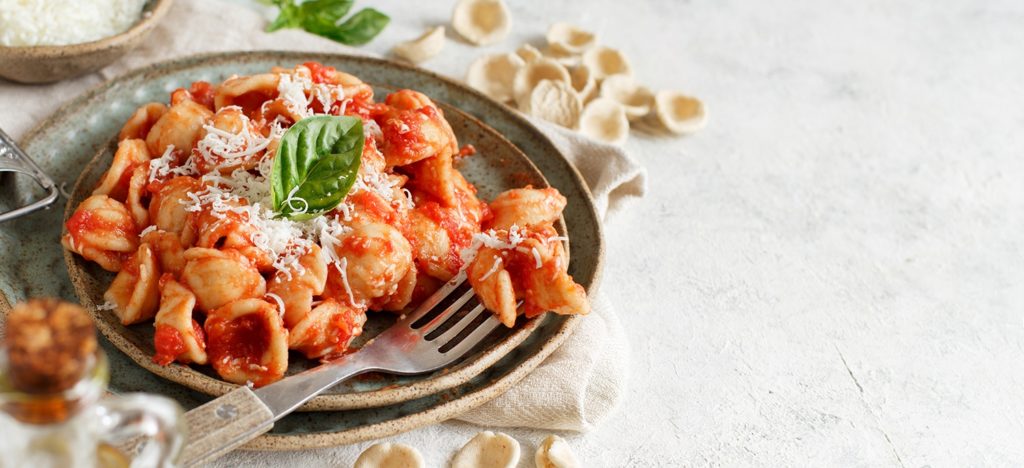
[0,51,603,448]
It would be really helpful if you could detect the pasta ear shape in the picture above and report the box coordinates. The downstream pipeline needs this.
[93,139,152,202]
[268,245,329,328]
[145,99,213,156]
[62,195,139,272]
[205,298,288,387]
[103,244,161,325]
[288,299,367,359]
[119,102,168,141]
[153,274,208,366]
[486,187,567,230]
[181,248,267,312]
[467,247,518,327]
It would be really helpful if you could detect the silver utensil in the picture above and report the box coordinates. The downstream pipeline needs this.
[179,271,504,467]
[0,128,60,222]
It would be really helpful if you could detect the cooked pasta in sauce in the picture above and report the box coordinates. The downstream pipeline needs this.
[63,62,590,387]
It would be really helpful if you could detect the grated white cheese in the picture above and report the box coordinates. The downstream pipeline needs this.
[139,225,158,238]
[275,68,346,119]
[480,257,503,281]
[195,110,282,170]
[265,292,286,317]
[149,145,199,183]
[96,300,118,311]
[0,0,147,47]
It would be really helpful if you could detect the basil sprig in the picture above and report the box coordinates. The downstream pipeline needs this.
[264,0,390,46]
[271,116,363,220]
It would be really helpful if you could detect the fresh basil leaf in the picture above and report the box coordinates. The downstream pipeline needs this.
[272,116,363,220]
[306,8,390,45]
[299,0,354,25]
[266,1,301,32]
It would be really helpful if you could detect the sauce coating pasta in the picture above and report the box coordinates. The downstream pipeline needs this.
[64,62,589,387]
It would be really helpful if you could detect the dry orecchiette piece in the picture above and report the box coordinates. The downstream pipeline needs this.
[599,74,655,121]
[450,431,521,468]
[535,435,580,468]
[393,26,446,64]
[541,45,582,67]
[652,90,707,135]
[578,98,630,145]
[528,80,582,129]
[582,46,632,79]
[546,22,596,55]
[513,58,571,110]
[569,65,597,104]
[466,52,525,103]
[354,442,425,468]
[104,243,161,325]
[451,0,511,46]
[516,43,543,63]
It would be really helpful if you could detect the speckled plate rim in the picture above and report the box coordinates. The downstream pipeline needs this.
[62,100,557,411]
[5,50,605,449]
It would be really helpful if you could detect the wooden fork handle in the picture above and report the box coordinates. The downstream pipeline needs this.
[179,387,275,467]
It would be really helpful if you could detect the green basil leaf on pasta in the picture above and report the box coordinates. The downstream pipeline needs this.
[271,116,363,220]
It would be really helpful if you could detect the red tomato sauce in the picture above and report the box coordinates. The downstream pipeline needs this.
[66,208,134,246]
[207,314,271,372]
[189,81,216,110]
[153,325,185,366]
[303,61,335,84]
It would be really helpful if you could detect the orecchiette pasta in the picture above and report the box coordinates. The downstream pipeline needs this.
[205,298,288,386]
[153,274,208,366]
[118,102,168,141]
[104,243,161,325]
[288,299,366,359]
[145,97,213,157]
[63,194,139,272]
[92,139,152,202]
[180,248,266,312]
[64,62,590,387]
[268,245,328,328]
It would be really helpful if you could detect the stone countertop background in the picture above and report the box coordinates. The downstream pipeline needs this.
[221,0,1024,465]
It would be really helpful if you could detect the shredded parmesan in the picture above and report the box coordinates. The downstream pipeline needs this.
[0,0,147,47]
[480,257,503,280]
[265,292,286,317]
[149,145,198,183]
[96,300,118,311]
[139,225,158,238]
[195,111,281,169]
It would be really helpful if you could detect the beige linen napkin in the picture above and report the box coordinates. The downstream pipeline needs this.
[0,0,645,432]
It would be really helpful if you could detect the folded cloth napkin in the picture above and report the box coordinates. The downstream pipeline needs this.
[0,0,645,433]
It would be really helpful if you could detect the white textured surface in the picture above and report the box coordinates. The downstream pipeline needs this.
[226,0,1024,464]
[5,0,1024,465]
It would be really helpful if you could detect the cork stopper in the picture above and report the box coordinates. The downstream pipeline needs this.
[4,298,97,394]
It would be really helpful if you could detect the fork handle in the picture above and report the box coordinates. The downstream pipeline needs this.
[179,387,274,467]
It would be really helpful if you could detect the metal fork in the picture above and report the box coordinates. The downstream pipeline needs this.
[178,271,503,467]
[0,128,60,222]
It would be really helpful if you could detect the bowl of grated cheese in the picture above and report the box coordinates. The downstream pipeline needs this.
[0,0,173,83]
